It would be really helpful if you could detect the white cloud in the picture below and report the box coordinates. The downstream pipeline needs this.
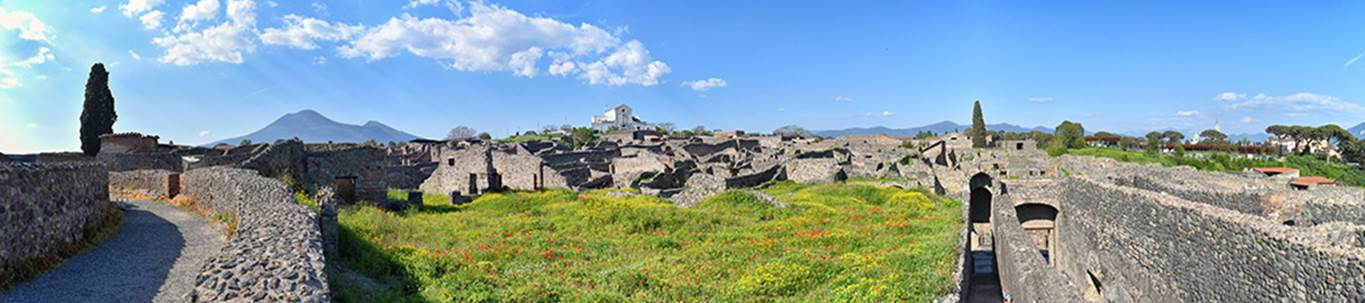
[121,0,165,17]
[266,1,277,8]
[882,111,895,117]
[682,77,726,91]
[1239,116,1254,124]
[176,0,220,32]
[1213,92,1246,101]
[833,96,853,102]
[405,0,441,9]
[129,49,142,60]
[1027,96,1053,102]
[198,130,211,137]
[140,10,165,29]
[260,15,365,49]
[25,123,38,129]
[338,2,669,86]
[153,0,256,65]
[0,47,56,89]
[311,2,328,15]
[1347,52,1365,69]
[9,47,55,68]
[1226,92,1363,113]
[1175,110,1199,117]
[91,6,108,14]
[312,56,327,65]
[0,7,52,43]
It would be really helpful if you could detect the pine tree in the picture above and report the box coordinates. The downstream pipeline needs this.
[79,63,117,156]
[970,100,986,148]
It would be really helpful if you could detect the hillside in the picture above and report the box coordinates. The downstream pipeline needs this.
[209,110,423,145]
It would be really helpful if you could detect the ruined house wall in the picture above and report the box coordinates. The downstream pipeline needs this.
[180,167,329,302]
[785,158,844,184]
[492,153,543,191]
[109,169,176,199]
[1110,174,1267,216]
[302,146,386,202]
[990,194,1087,302]
[98,152,182,172]
[420,148,492,196]
[0,163,116,283]
[384,163,436,190]
[1055,177,1365,302]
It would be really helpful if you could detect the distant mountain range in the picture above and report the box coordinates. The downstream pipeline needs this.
[813,121,1052,137]
[208,110,423,146]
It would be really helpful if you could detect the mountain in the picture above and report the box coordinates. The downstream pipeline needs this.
[1349,122,1365,137]
[813,121,1051,137]
[209,110,424,145]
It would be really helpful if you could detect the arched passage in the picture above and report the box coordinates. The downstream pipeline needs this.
[968,173,994,223]
[969,188,993,223]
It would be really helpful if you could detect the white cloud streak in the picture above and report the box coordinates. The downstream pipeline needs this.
[91,6,108,14]
[1347,52,1365,69]
[833,96,853,102]
[152,0,256,65]
[0,7,52,43]
[683,77,726,91]
[260,15,365,49]
[1214,92,1247,101]
[121,0,165,17]
[1175,110,1199,117]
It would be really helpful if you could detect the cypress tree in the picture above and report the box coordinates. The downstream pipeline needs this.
[970,100,986,148]
[80,63,117,156]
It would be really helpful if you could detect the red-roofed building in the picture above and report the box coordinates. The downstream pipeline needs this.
[1252,167,1299,178]
[1290,176,1335,190]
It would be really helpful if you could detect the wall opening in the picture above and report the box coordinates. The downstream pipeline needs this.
[1016,203,1060,265]
[448,158,455,166]
[1016,142,1024,150]
[166,173,181,199]
[467,173,479,195]
[336,176,357,203]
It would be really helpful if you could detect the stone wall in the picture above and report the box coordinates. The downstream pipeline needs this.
[785,158,845,184]
[98,152,183,172]
[990,193,1087,302]
[0,162,117,285]
[180,167,329,302]
[302,146,386,202]
[383,163,436,190]
[109,169,177,199]
[1055,177,1365,302]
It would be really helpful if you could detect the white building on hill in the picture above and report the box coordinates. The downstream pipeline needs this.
[591,104,654,131]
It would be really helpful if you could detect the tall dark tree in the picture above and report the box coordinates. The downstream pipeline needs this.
[79,63,117,156]
[969,100,986,148]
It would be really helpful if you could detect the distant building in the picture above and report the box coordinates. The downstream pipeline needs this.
[713,130,746,139]
[591,104,654,131]
[99,132,160,154]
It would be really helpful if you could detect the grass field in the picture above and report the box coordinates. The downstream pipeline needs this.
[1057,147,1365,186]
[331,183,963,302]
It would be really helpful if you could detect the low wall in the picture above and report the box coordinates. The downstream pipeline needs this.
[1056,177,1365,302]
[109,169,176,199]
[0,162,117,286]
[990,194,1086,302]
[181,167,329,301]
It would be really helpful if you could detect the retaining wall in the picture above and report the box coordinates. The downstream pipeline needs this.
[108,169,176,199]
[990,193,1086,302]
[1055,177,1365,302]
[180,167,329,302]
[0,162,116,283]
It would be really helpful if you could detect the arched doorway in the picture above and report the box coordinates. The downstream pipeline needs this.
[968,172,993,223]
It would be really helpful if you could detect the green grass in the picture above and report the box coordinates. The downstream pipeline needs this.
[332,183,962,302]
[1057,147,1365,186]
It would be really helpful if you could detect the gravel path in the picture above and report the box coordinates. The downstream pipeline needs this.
[0,201,225,303]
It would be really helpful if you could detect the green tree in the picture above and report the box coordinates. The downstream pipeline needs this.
[774,125,811,137]
[478,132,492,140]
[970,100,986,148]
[80,63,118,156]
[1052,120,1086,149]
[1198,129,1227,144]
[239,139,253,146]
[1145,131,1163,153]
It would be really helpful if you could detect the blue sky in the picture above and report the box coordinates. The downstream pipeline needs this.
[3,0,1365,152]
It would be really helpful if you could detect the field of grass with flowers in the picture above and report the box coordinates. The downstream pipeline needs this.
[331,182,963,302]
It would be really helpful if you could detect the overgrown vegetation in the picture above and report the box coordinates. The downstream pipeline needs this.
[332,183,962,302]
[1056,147,1365,186]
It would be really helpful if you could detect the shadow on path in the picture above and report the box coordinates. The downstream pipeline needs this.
[0,201,222,303]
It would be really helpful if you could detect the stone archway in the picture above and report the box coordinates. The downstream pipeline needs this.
[968,172,993,223]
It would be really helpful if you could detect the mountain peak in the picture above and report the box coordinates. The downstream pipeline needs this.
[208,110,423,145]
